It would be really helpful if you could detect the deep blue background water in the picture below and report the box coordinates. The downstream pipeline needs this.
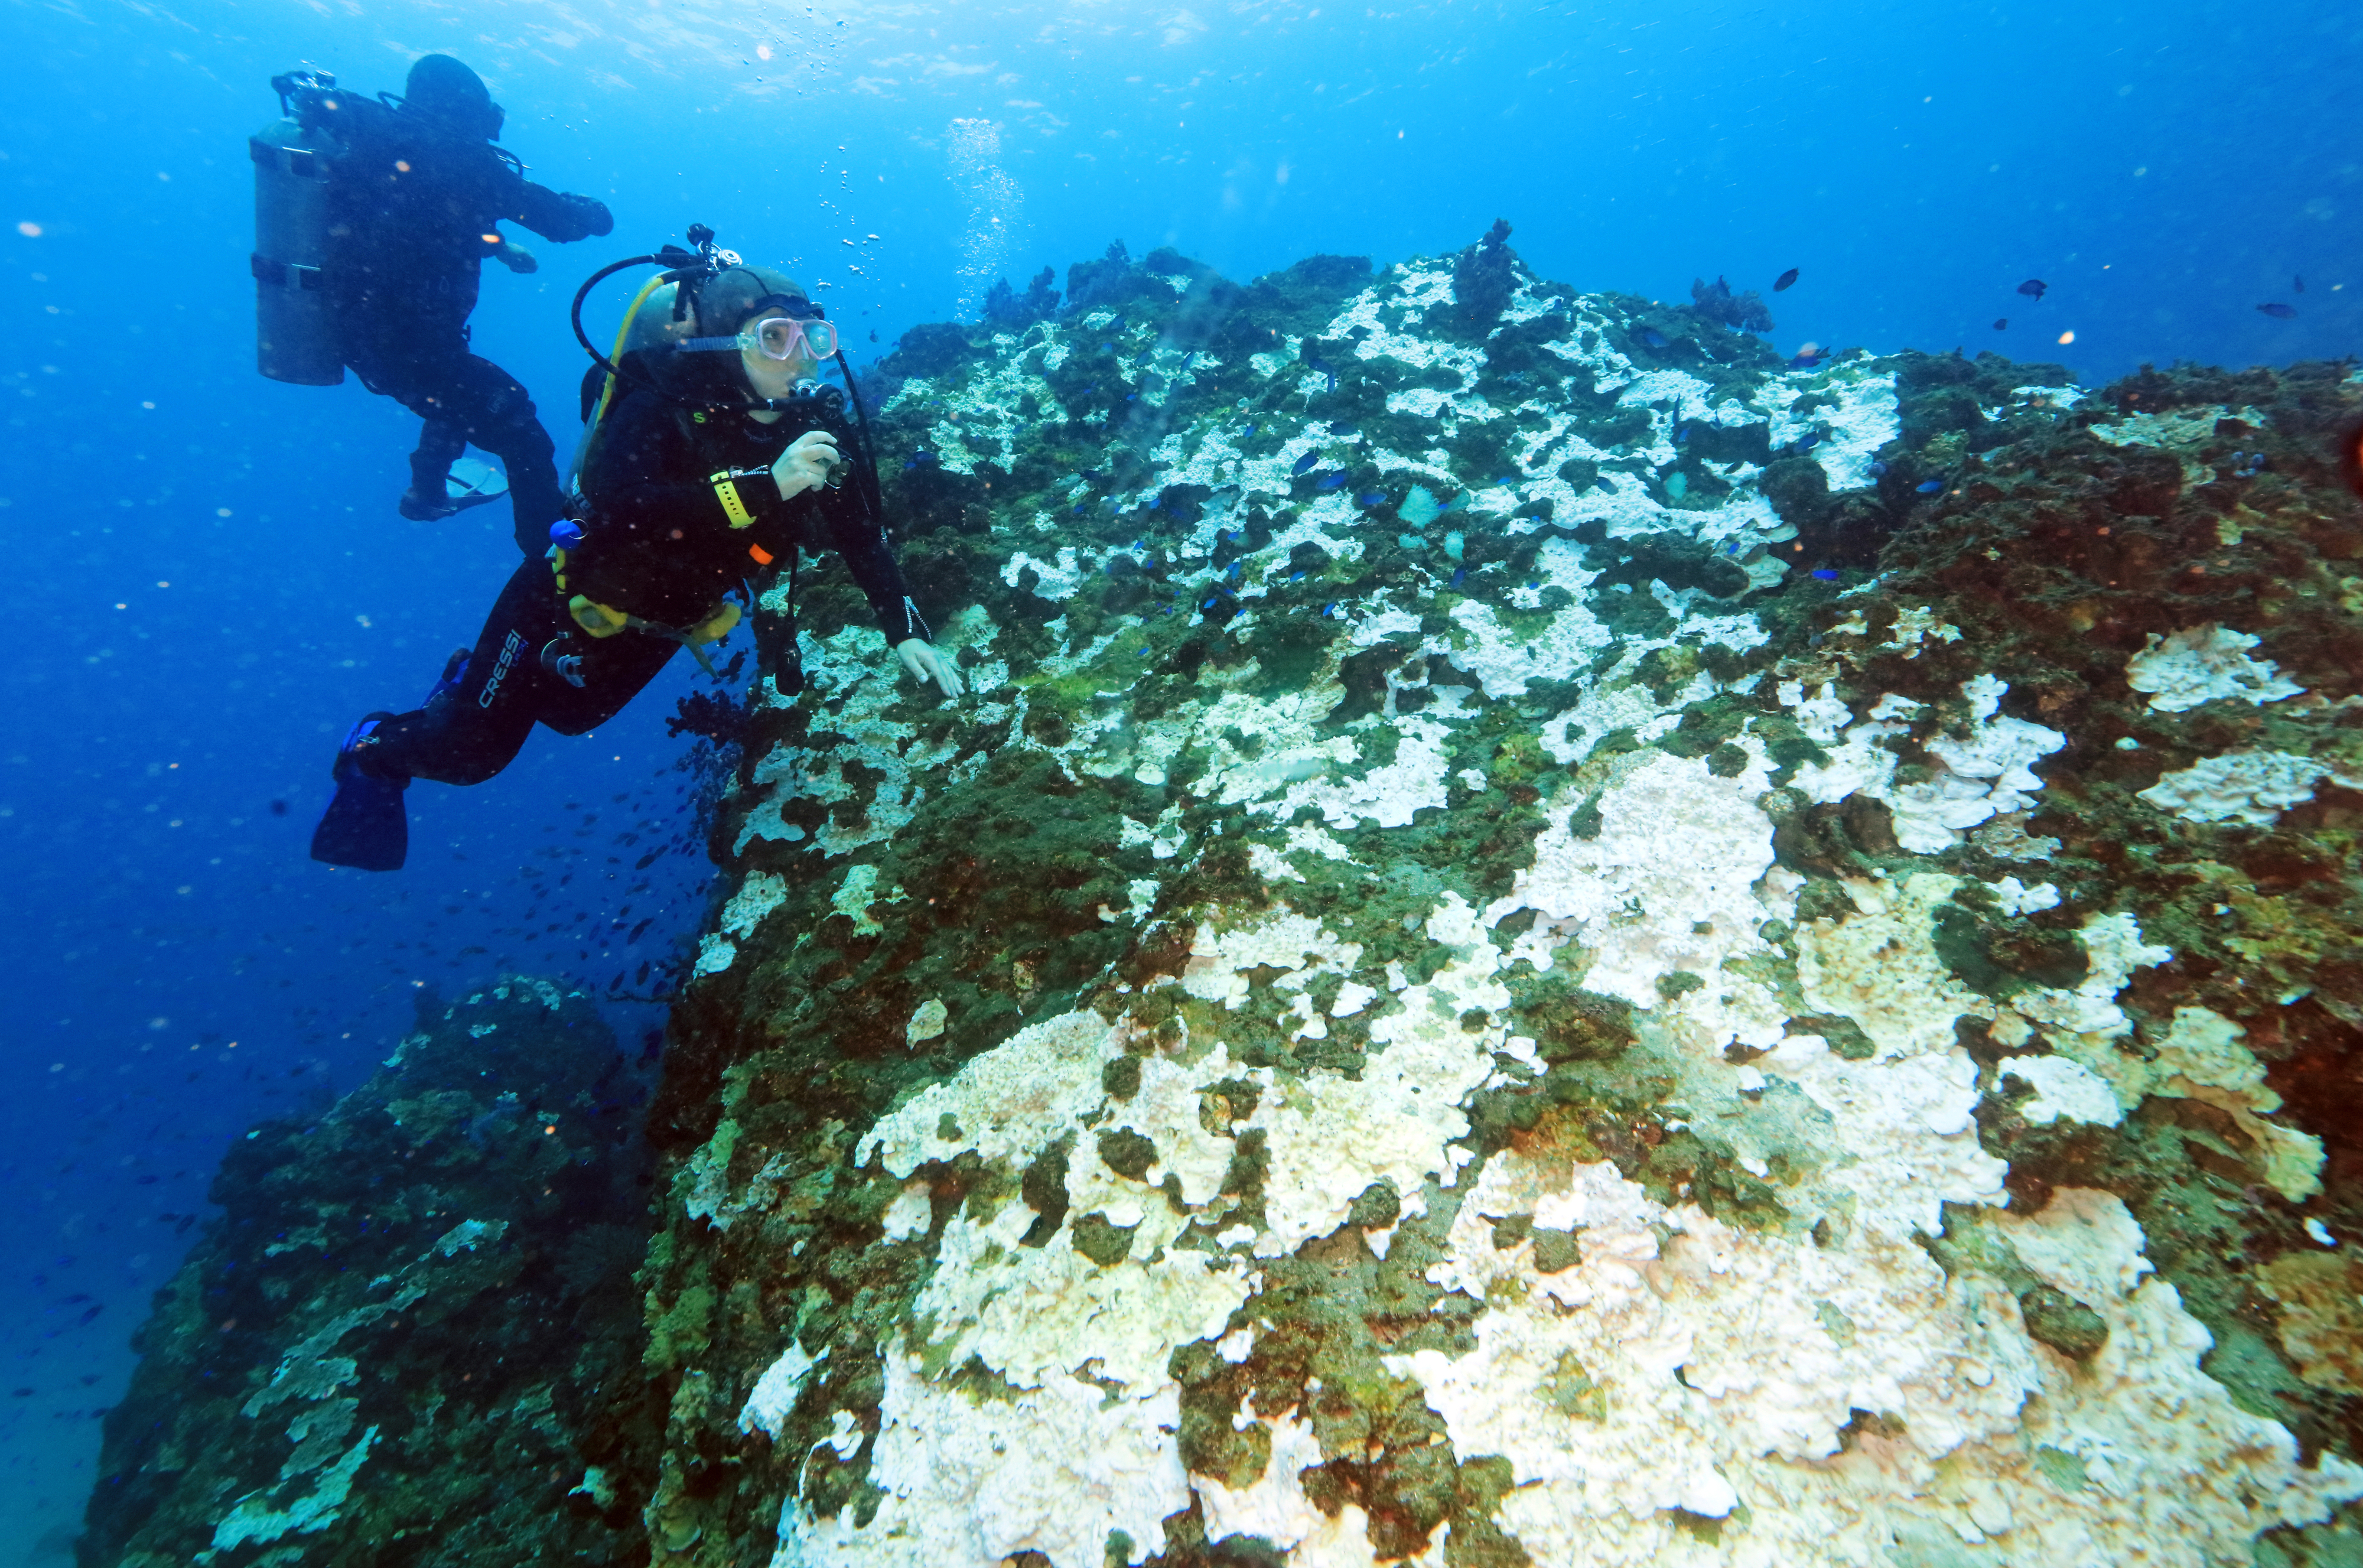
[2,0,2357,1554]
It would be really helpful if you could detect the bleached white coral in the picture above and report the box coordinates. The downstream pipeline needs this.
[2124,624,2303,713]
[1779,675,2063,854]
[2136,748,2346,826]
[1487,750,1788,1013]
[1381,1166,2363,1567]
[779,1352,1190,1568]
[2049,1005,2324,1201]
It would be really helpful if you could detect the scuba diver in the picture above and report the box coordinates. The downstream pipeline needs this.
[310,230,964,871]
[258,57,613,548]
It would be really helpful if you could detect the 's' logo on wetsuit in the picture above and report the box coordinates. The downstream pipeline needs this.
[478,630,526,708]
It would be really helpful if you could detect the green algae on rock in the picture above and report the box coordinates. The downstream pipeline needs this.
[624,236,2363,1568]
[80,981,658,1568]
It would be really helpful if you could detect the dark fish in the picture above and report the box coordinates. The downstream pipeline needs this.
[2017,278,2048,301]
[1356,492,1388,506]
[1867,461,1889,478]
[2257,302,2297,319]
[2294,275,2305,293]
[868,329,878,342]
[1291,451,1320,475]
[1316,473,1348,490]
[1993,318,2009,330]
[1639,327,1669,350]
[1773,267,1799,292]
[1787,350,1826,369]
[1331,421,1359,436]
[1915,478,1945,494]
[1450,567,1467,588]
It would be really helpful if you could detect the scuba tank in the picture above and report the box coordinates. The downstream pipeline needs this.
[250,70,343,386]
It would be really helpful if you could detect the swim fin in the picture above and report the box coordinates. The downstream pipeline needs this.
[398,457,509,522]
[310,717,408,871]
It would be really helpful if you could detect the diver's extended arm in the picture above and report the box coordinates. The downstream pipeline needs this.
[511,181,613,243]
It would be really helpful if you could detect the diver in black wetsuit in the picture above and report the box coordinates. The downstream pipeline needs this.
[286,56,613,548]
[310,259,964,871]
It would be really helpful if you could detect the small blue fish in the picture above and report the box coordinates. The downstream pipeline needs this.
[1323,602,1340,617]
[1450,567,1467,589]
[1288,571,1305,582]
[1496,476,1517,486]
[1316,473,1348,490]
[1291,451,1320,476]
[1792,431,1823,453]
[1138,646,1151,655]
[1674,426,1689,444]
[1126,393,1138,402]
[1179,352,1198,372]
[1101,341,1115,349]
[1639,327,1669,349]
[1787,351,1826,369]
[1811,568,1839,581]
[1915,478,1945,494]
[1357,492,1388,506]
[1242,423,1257,436]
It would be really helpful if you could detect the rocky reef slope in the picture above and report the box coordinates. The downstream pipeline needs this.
[87,232,2363,1568]
[634,234,2363,1567]
[80,982,656,1567]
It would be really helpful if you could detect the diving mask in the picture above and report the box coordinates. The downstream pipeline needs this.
[680,316,838,362]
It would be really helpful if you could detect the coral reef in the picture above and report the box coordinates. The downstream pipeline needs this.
[96,227,2363,1567]
[79,981,658,1567]
[1688,274,1773,334]
[615,228,2363,1568]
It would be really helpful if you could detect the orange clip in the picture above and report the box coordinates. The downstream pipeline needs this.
[748,542,775,566]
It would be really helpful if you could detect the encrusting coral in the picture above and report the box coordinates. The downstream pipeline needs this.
[88,230,2363,1568]
[618,231,2363,1568]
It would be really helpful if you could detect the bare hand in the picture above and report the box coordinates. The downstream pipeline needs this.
[772,430,841,500]
[493,239,538,274]
[896,638,965,700]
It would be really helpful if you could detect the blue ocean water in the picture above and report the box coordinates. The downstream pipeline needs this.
[0,0,2355,1554]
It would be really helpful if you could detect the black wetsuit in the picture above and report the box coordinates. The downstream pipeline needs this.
[358,381,929,786]
[294,87,611,550]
